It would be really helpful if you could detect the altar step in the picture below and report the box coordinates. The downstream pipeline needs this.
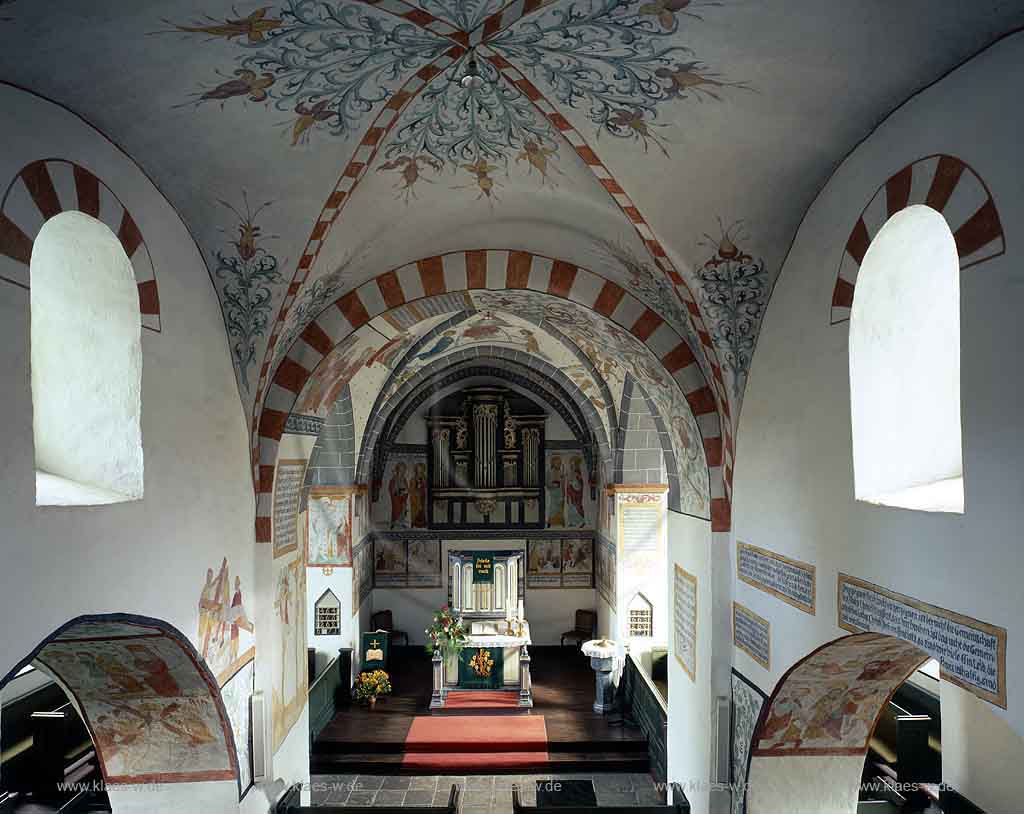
[309,749,650,776]
[431,690,530,715]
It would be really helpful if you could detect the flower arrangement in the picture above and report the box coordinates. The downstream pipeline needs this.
[424,604,466,661]
[354,669,392,705]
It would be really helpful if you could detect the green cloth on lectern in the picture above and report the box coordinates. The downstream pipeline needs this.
[473,553,494,584]
[361,630,389,672]
[458,646,503,689]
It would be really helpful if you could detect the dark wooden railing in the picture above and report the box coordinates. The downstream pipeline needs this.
[620,653,668,784]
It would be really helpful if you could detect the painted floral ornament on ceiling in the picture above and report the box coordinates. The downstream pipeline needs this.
[696,220,769,397]
[159,2,451,142]
[492,0,750,152]
[161,0,748,158]
[213,193,283,390]
[379,49,564,201]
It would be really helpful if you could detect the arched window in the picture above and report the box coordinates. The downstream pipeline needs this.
[849,205,963,513]
[31,212,143,506]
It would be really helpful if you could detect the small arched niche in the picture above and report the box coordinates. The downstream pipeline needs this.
[30,211,144,506]
[849,204,963,513]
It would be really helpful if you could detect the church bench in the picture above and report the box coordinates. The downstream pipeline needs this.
[512,783,690,814]
[276,782,459,814]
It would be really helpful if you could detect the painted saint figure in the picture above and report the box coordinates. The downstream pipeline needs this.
[566,456,586,527]
[227,575,253,665]
[411,462,427,527]
[389,461,409,528]
[546,456,565,528]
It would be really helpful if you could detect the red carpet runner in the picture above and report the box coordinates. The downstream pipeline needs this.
[401,714,548,770]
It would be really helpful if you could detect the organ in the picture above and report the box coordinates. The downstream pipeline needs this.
[426,387,546,529]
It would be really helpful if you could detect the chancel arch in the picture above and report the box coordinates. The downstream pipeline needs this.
[358,353,612,497]
[255,251,730,543]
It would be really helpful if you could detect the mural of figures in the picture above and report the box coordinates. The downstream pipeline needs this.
[295,333,381,417]
[34,622,236,784]
[410,462,428,528]
[527,539,563,588]
[388,461,410,529]
[374,539,406,576]
[562,539,594,587]
[753,633,927,756]
[272,552,307,751]
[307,488,353,567]
[566,456,586,527]
[546,454,565,528]
[408,539,442,588]
[198,559,254,686]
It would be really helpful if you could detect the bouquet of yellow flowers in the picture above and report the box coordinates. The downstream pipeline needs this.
[354,669,392,703]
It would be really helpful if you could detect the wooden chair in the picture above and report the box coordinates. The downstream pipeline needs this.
[560,609,597,648]
[370,609,409,646]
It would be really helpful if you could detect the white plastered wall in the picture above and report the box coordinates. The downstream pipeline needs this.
[731,32,1024,814]
[0,85,293,813]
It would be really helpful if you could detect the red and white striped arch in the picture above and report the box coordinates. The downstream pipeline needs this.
[248,40,738,478]
[0,159,161,331]
[253,249,733,542]
[831,154,1005,324]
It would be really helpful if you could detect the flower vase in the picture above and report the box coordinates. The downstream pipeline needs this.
[369,696,377,709]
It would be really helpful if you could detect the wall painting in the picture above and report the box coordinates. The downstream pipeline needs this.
[198,558,255,686]
[753,633,927,757]
[307,487,355,568]
[272,551,307,751]
[544,450,589,529]
[35,620,236,784]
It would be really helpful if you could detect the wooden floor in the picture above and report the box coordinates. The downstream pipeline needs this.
[313,646,649,774]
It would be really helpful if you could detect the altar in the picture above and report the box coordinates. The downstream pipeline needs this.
[451,621,532,689]
[430,549,533,709]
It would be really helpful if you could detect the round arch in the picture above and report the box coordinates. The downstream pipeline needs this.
[358,353,612,498]
[830,153,1005,324]
[0,613,239,789]
[745,632,929,814]
[372,307,620,440]
[254,250,731,542]
[0,158,162,331]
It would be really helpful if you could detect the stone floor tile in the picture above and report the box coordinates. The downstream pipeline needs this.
[466,775,495,789]
[595,789,639,807]
[345,790,377,806]
[381,776,412,790]
[404,789,436,807]
[408,776,438,791]
[373,789,407,806]
[635,784,666,804]
[594,774,633,792]
[354,776,386,791]
[464,789,493,806]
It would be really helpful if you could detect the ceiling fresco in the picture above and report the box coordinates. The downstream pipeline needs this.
[1,0,1022,444]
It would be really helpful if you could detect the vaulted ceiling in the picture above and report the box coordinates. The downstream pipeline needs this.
[2,0,1022,436]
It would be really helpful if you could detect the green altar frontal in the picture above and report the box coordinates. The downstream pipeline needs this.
[457,645,504,689]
